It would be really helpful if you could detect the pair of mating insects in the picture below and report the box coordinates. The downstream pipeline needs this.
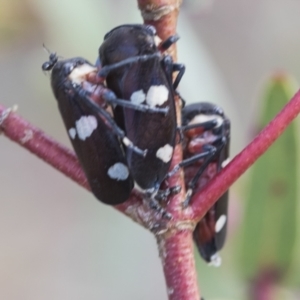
[42,24,230,266]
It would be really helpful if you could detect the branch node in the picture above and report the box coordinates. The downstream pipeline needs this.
[154,220,196,238]
[140,1,182,21]
[124,198,170,231]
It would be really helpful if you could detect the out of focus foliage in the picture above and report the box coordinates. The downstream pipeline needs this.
[238,75,300,299]
[0,0,38,44]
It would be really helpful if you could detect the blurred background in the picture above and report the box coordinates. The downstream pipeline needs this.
[1,0,300,299]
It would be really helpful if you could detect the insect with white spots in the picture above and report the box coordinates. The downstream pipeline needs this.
[98,24,185,209]
[181,102,230,266]
[42,55,142,204]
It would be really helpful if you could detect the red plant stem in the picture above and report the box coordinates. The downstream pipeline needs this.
[0,105,143,216]
[156,230,200,300]
[0,104,88,189]
[191,89,300,222]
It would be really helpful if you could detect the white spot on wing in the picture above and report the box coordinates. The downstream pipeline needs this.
[189,114,224,128]
[146,85,169,107]
[75,115,97,140]
[215,214,227,233]
[156,144,173,163]
[107,163,129,181]
[130,90,146,105]
[208,253,222,267]
[122,137,131,147]
[68,127,76,139]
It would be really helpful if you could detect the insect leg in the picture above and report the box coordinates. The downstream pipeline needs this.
[148,198,172,220]
[180,119,218,133]
[177,120,219,143]
[161,56,186,90]
[98,53,160,77]
[75,86,147,157]
[159,34,180,51]
[154,185,182,202]
[183,136,228,207]
[166,144,217,179]
[102,90,169,114]
[172,63,186,90]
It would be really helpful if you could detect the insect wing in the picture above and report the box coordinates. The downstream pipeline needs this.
[99,24,177,191]
[182,102,230,264]
[121,62,176,190]
[193,191,229,264]
[56,89,133,205]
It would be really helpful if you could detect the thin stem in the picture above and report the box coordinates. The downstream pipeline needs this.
[156,230,200,300]
[0,104,88,189]
[0,104,144,218]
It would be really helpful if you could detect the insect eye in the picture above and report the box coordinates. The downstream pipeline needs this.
[63,63,74,76]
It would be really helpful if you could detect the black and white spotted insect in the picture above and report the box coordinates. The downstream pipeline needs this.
[181,102,230,266]
[42,53,168,205]
[42,55,133,204]
[98,24,185,207]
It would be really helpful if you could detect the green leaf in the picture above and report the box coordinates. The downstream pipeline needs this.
[238,73,299,283]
